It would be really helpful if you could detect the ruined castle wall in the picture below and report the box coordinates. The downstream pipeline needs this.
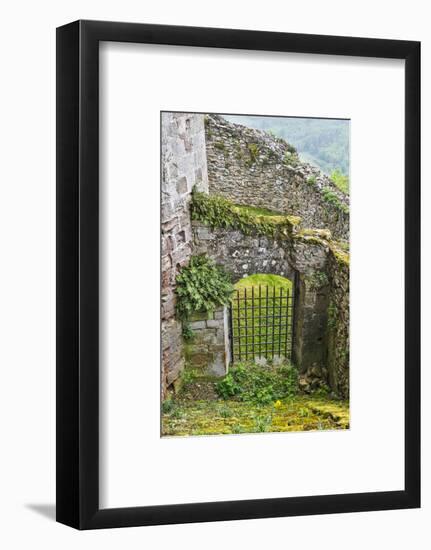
[192,220,331,379]
[192,222,296,283]
[205,115,349,241]
[161,112,349,399]
[326,254,350,399]
[161,113,208,395]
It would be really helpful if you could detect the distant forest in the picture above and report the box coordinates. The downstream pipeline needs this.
[223,115,350,177]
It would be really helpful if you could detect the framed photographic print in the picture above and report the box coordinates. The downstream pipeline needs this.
[56,20,420,529]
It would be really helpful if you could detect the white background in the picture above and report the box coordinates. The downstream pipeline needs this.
[100,43,404,508]
[0,1,428,549]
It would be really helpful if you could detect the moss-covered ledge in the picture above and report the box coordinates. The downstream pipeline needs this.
[191,191,301,238]
[192,192,350,269]
[295,228,349,269]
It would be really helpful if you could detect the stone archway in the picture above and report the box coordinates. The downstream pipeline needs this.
[191,220,331,379]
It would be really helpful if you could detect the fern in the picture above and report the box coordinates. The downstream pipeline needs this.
[175,255,234,320]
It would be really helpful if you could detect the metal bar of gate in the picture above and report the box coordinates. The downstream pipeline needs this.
[259,284,262,358]
[244,288,248,360]
[230,283,294,363]
[251,286,255,360]
[265,285,269,358]
[271,286,276,359]
[285,289,290,358]
[278,288,283,357]
[236,289,241,361]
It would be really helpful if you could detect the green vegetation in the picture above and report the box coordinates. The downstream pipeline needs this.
[246,142,260,165]
[161,394,350,436]
[235,273,292,291]
[175,255,234,322]
[216,363,298,405]
[233,204,283,217]
[192,191,349,268]
[321,187,349,214]
[232,274,293,359]
[306,271,329,290]
[223,115,349,176]
[307,175,317,186]
[330,244,350,267]
[283,151,300,167]
[191,190,300,238]
[330,169,349,194]
[214,141,226,151]
[327,301,337,329]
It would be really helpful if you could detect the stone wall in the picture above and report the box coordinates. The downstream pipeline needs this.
[205,114,349,241]
[161,112,208,396]
[192,220,331,379]
[326,253,350,398]
[185,307,230,377]
[192,221,296,282]
[293,271,331,391]
[161,112,349,400]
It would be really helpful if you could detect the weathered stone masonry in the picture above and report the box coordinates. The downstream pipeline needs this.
[161,113,208,394]
[205,114,349,241]
[161,112,349,399]
[185,307,231,377]
[192,221,332,380]
[326,253,350,398]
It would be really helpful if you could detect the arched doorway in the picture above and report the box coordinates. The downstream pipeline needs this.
[229,274,295,364]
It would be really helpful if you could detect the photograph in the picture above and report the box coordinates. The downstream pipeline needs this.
[161,111,350,436]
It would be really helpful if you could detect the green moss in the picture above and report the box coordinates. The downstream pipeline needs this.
[330,169,349,195]
[295,228,350,267]
[246,143,260,164]
[214,141,226,152]
[161,395,350,436]
[282,149,301,167]
[298,228,332,240]
[235,204,283,216]
[235,273,293,291]
[191,191,300,238]
[191,192,350,268]
[331,245,350,267]
[321,186,349,215]
[306,271,329,290]
[294,230,329,248]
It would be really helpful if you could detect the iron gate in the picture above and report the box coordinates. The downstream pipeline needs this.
[229,285,294,362]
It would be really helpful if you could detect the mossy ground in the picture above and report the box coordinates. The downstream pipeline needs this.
[161,395,349,437]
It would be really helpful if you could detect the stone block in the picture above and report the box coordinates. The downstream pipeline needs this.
[189,320,206,330]
[176,176,188,195]
[215,329,225,344]
[196,227,213,240]
[205,353,228,377]
[190,310,213,321]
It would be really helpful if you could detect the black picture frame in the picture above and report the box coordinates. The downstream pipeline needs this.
[56,20,420,530]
